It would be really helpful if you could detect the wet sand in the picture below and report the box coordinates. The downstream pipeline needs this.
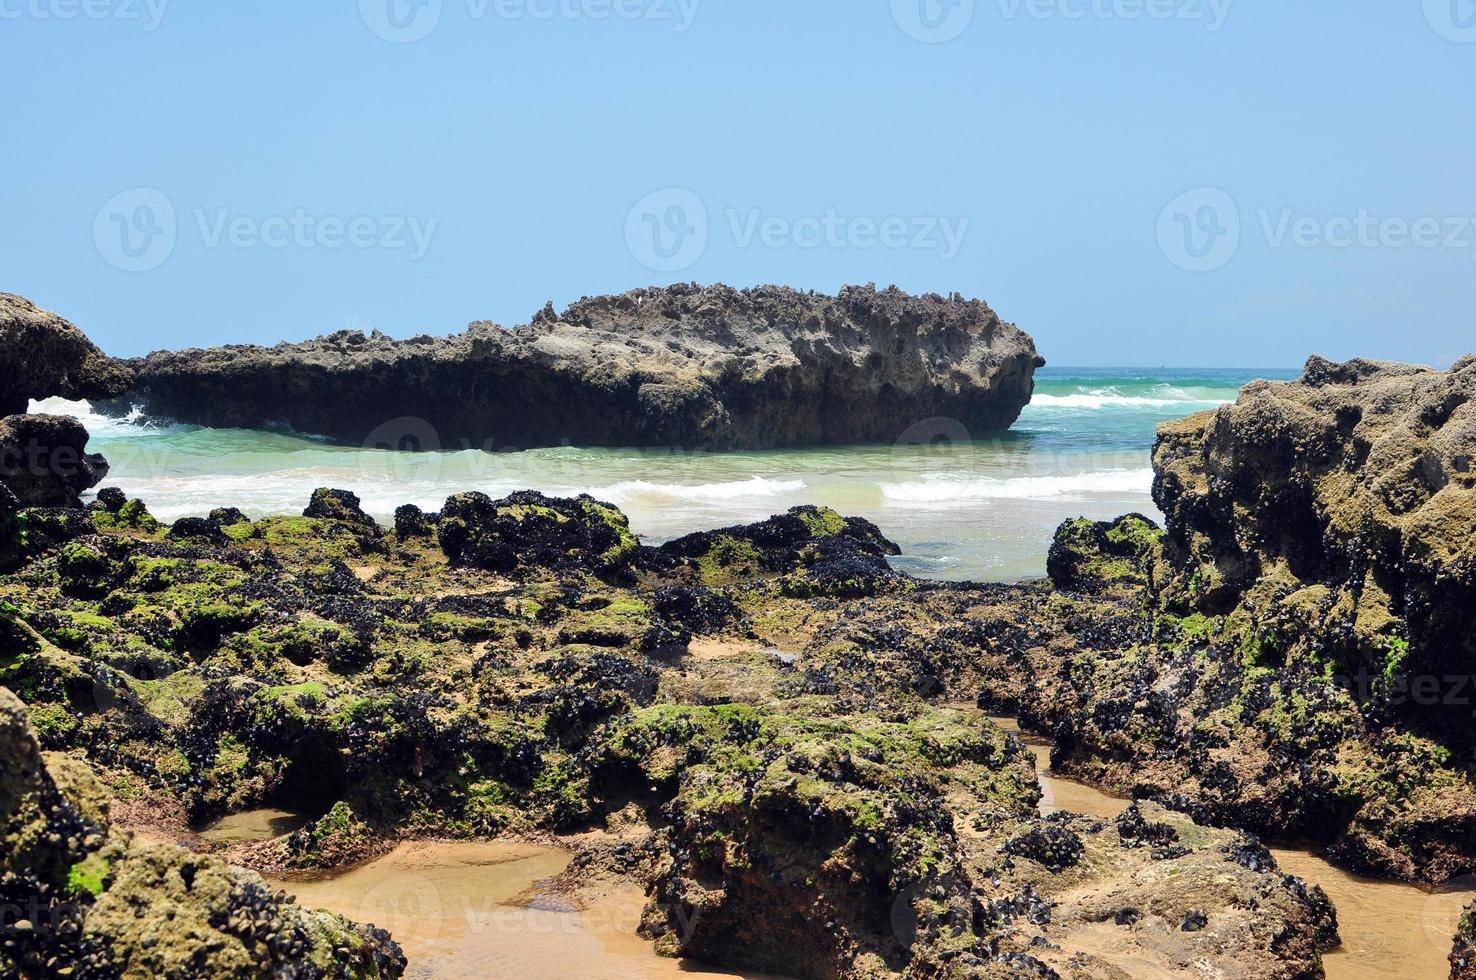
[985,714,1474,979]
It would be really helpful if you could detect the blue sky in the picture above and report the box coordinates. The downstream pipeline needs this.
[3,1,1473,366]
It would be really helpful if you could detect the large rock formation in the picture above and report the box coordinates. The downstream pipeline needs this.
[112,283,1044,450]
[0,294,133,417]
[969,355,1476,896]
[1153,354,1476,732]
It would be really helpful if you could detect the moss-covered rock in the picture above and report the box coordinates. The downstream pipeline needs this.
[1046,512,1163,594]
[437,490,639,581]
[1454,902,1476,979]
[304,488,381,535]
[0,686,405,978]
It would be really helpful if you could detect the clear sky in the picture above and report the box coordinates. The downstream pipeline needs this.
[3,1,1473,366]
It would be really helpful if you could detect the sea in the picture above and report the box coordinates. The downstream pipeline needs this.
[30,367,1298,582]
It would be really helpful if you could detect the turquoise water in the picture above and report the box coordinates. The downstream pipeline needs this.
[32,367,1298,582]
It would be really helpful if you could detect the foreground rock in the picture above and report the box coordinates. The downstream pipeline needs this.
[112,283,1044,450]
[897,355,1476,962]
[0,484,1345,978]
[0,293,133,417]
[0,686,404,978]
[0,414,109,508]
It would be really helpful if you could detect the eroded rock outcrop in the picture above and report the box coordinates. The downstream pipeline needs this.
[982,355,1476,891]
[0,414,109,508]
[113,284,1044,450]
[1153,354,1476,693]
[0,294,132,418]
[0,685,404,979]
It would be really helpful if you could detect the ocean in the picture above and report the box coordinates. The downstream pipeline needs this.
[30,367,1297,582]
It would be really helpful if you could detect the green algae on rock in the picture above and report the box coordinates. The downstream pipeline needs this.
[0,483,1346,978]
[0,686,405,979]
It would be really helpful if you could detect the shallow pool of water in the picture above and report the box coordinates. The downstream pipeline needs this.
[198,808,309,846]
[273,840,784,980]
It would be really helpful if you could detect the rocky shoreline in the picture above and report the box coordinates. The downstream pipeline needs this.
[1,485,1344,978]
[4,309,1476,977]
[103,283,1044,451]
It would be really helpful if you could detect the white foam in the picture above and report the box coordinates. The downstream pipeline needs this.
[880,469,1152,503]
[26,397,179,439]
[1030,386,1233,410]
[591,476,807,503]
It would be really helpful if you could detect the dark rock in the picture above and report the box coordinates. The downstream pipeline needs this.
[393,503,436,538]
[1453,903,1476,979]
[1001,825,1085,873]
[112,284,1043,450]
[0,686,405,978]
[0,414,109,507]
[650,585,744,633]
[167,517,228,546]
[437,490,638,581]
[1046,513,1162,594]
[0,293,133,417]
[94,487,127,513]
[654,505,903,597]
[208,506,250,526]
[303,488,379,532]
